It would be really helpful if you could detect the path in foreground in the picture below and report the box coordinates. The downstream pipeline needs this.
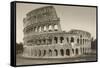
[16,54,97,65]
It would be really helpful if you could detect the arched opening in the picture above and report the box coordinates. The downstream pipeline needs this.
[49,49,52,56]
[34,27,37,32]
[60,49,64,56]
[34,27,36,32]
[39,26,41,32]
[77,38,79,44]
[71,37,74,43]
[60,37,64,43]
[54,49,58,56]
[49,25,52,30]
[66,37,69,43]
[43,50,46,56]
[36,40,39,45]
[43,39,46,44]
[80,35,82,38]
[80,39,82,45]
[38,40,41,45]
[80,48,82,53]
[54,24,58,29]
[48,39,52,44]
[44,26,46,31]
[66,49,70,56]
[76,48,79,55]
[54,37,58,44]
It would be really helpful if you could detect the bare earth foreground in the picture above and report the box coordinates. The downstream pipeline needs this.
[16,54,96,65]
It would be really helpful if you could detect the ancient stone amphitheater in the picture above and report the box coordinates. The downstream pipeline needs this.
[23,6,91,58]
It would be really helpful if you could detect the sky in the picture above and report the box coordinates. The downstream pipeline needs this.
[16,3,96,43]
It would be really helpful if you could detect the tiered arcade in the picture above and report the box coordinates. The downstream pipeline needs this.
[23,6,91,58]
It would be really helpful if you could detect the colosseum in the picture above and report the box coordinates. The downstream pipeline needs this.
[23,6,92,58]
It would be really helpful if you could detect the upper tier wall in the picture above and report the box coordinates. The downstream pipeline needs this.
[23,6,59,27]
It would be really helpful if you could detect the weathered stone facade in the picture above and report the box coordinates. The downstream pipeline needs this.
[23,6,91,58]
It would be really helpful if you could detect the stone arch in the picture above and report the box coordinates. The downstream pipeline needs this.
[76,48,79,55]
[71,37,74,43]
[43,25,46,31]
[39,26,41,32]
[48,25,52,30]
[54,24,58,29]
[38,40,41,45]
[48,38,52,44]
[80,39,82,45]
[48,49,52,56]
[54,49,58,56]
[60,49,64,56]
[60,37,64,43]
[77,38,79,44]
[54,37,58,44]
[34,27,37,32]
[80,48,82,53]
[66,37,69,43]
[66,49,70,56]
[43,39,46,44]
[43,50,46,56]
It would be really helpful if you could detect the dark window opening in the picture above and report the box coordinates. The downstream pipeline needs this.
[54,37,58,43]
[66,49,70,56]
[54,49,58,56]
[60,49,64,56]
[71,37,74,43]
[60,37,64,43]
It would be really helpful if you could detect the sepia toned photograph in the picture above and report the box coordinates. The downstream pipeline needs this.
[14,1,97,66]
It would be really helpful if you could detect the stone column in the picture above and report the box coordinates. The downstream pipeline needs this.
[63,36,66,44]
[69,37,71,43]
[46,25,49,31]
[58,36,60,44]
[45,39,48,45]
[52,25,54,31]
[74,37,77,44]
[64,49,66,56]
[41,25,44,32]
[58,49,61,57]
[41,39,44,45]
[36,26,39,32]
[78,48,81,55]
[52,37,55,44]
[71,48,74,56]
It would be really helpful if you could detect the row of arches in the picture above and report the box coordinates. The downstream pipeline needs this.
[54,36,89,45]
[35,24,58,32]
[24,24,58,34]
[27,36,90,45]
[33,49,70,57]
[80,48,91,54]
[23,48,80,57]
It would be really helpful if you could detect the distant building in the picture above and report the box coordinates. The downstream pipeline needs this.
[23,6,91,58]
